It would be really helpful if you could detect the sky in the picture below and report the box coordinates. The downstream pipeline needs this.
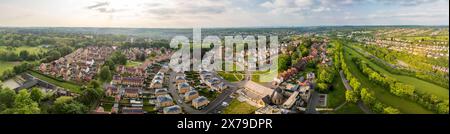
[0,0,448,28]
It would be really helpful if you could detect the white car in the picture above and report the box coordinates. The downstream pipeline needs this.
[221,102,229,107]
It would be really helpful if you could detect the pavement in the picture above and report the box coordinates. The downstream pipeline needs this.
[339,70,373,114]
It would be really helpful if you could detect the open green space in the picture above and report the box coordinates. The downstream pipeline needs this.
[348,45,449,100]
[223,99,258,114]
[251,69,277,83]
[327,73,346,108]
[0,46,48,55]
[28,71,82,93]
[0,61,19,75]
[143,105,157,113]
[217,71,244,82]
[333,103,365,114]
[343,46,434,114]
[125,60,143,67]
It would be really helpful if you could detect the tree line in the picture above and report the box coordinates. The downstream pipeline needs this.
[354,58,448,114]
[0,81,104,114]
[333,40,401,114]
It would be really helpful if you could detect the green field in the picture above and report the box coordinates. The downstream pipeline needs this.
[223,99,258,114]
[333,103,365,114]
[217,71,244,82]
[0,61,19,75]
[327,74,346,108]
[343,46,434,114]
[0,46,48,55]
[28,71,82,93]
[349,45,449,100]
[125,61,143,67]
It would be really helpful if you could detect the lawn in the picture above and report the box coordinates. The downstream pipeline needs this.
[28,71,82,93]
[327,74,346,108]
[251,69,277,83]
[198,88,219,100]
[348,46,449,100]
[126,61,143,67]
[217,71,244,82]
[333,103,365,114]
[0,46,48,55]
[143,105,157,113]
[223,99,258,114]
[343,46,434,114]
[0,61,19,76]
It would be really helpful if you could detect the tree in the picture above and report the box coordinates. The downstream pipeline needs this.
[317,65,335,84]
[360,88,375,105]
[46,50,61,61]
[0,88,16,108]
[278,54,291,72]
[11,89,40,114]
[30,88,44,103]
[78,88,104,106]
[51,96,88,114]
[383,106,400,114]
[345,90,359,103]
[110,51,127,65]
[19,50,30,61]
[316,83,329,93]
[89,80,100,89]
[99,66,112,82]
[349,77,361,92]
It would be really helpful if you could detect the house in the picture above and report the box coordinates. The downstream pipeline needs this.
[111,103,119,114]
[163,105,182,114]
[155,88,168,96]
[156,94,174,108]
[122,77,144,87]
[124,87,140,98]
[307,72,315,80]
[177,82,190,94]
[150,80,163,89]
[255,105,282,114]
[298,86,311,102]
[238,81,274,108]
[121,107,144,114]
[130,99,143,107]
[176,76,186,85]
[184,90,199,102]
[192,96,209,109]
[112,75,122,85]
[105,85,119,96]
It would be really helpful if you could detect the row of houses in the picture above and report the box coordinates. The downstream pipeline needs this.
[199,70,228,92]
[39,46,114,82]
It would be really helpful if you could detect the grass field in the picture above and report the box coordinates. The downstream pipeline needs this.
[251,69,277,83]
[0,46,48,55]
[343,46,434,114]
[333,103,365,114]
[125,61,143,67]
[217,71,244,82]
[28,71,82,93]
[223,99,258,114]
[349,46,449,100]
[327,74,346,108]
[0,61,19,75]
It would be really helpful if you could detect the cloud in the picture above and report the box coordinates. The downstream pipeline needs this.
[85,1,126,13]
[375,0,439,6]
[86,2,109,9]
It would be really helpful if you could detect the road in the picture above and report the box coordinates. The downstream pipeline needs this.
[168,71,201,114]
[339,70,373,114]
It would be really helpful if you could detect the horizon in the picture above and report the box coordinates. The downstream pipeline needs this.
[1,24,449,29]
